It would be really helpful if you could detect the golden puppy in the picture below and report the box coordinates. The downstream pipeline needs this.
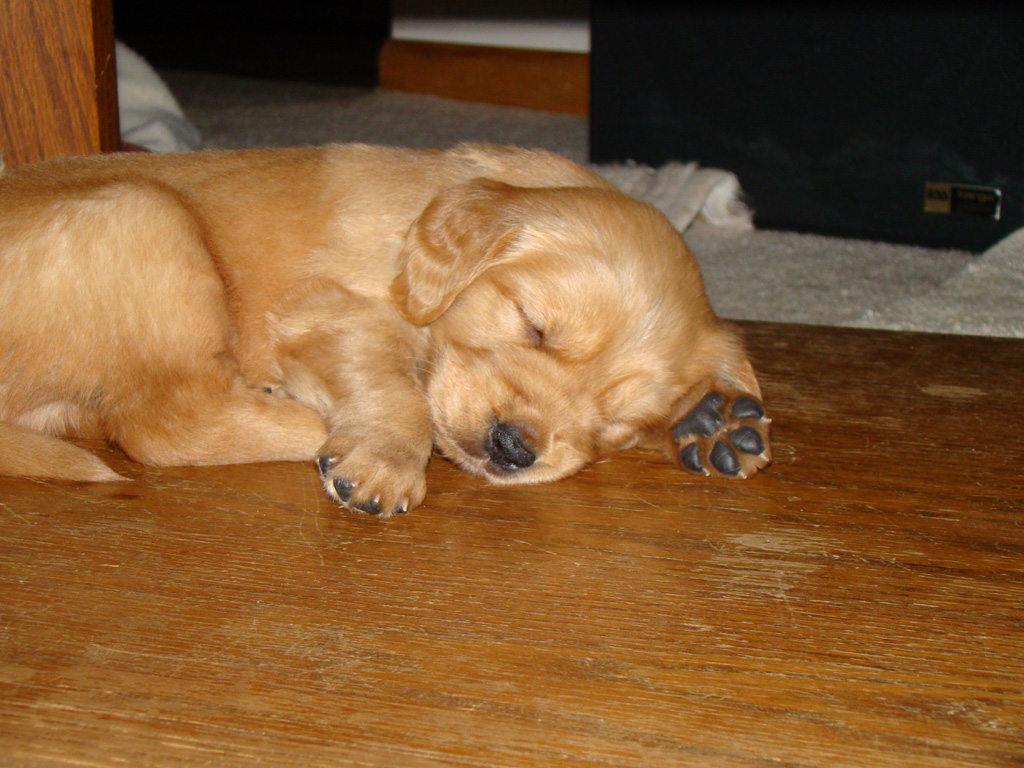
[0,143,770,516]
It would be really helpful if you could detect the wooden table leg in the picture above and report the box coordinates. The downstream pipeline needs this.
[0,0,119,169]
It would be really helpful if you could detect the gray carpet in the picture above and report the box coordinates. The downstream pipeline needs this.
[162,70,1023,339]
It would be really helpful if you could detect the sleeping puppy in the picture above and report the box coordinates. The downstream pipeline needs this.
[0,143,770,517]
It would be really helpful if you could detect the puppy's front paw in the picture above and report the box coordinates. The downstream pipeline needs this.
[316,440,428,518]
[671,391,771,479]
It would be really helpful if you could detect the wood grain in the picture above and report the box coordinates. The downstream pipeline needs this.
[379,38,589,115]
[0,0,119,169]
[1,322,1022,766]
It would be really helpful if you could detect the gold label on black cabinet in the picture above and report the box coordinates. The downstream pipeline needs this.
[924,182,1002,220]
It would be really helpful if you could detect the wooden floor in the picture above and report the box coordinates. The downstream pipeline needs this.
[1,322,1022,767]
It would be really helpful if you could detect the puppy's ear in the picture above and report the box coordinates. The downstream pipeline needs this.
[391,179,522,325]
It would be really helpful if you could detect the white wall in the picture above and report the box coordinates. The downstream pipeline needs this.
[391,18,589,53]
[391,0,590,53]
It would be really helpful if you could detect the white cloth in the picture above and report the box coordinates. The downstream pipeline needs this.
[593,160,754,232]
[116,41,202,153]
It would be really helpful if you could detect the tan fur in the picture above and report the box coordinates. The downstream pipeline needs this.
[0,143,770,516]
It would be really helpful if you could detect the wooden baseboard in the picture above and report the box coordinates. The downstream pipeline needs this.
[379,38,589,115]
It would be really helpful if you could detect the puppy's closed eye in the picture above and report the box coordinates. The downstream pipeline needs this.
[517,303,546,349]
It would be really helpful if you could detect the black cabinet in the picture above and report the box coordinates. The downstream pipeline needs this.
[591,4,1023,251]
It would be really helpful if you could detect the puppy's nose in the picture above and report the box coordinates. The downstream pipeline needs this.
[486,422,536,471]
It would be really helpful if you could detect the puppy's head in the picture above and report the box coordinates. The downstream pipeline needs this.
[391,179,756,485]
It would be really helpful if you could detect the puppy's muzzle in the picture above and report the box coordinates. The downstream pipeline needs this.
[486,422,536,472]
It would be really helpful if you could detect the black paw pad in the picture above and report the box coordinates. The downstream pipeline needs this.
[679,443,705,474]
[731,397,765,420]
[729,426,765,455]
[353,499,382,516]
[709,441,742,476]
[672,394,725,440]
[317,456,335,477]
[332,478,354,503]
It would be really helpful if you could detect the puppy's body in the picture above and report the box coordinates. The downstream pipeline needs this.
[0,144,770,515]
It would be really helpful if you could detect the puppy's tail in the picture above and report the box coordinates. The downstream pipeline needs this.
[0,422,127,482]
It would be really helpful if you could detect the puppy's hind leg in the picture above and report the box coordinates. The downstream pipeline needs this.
[42,179,330,471]
[107,368,328,469]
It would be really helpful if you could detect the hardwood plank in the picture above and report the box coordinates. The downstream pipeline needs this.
[1,322,1022,766]
[0,0,119,169]
[379,38,589,115]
